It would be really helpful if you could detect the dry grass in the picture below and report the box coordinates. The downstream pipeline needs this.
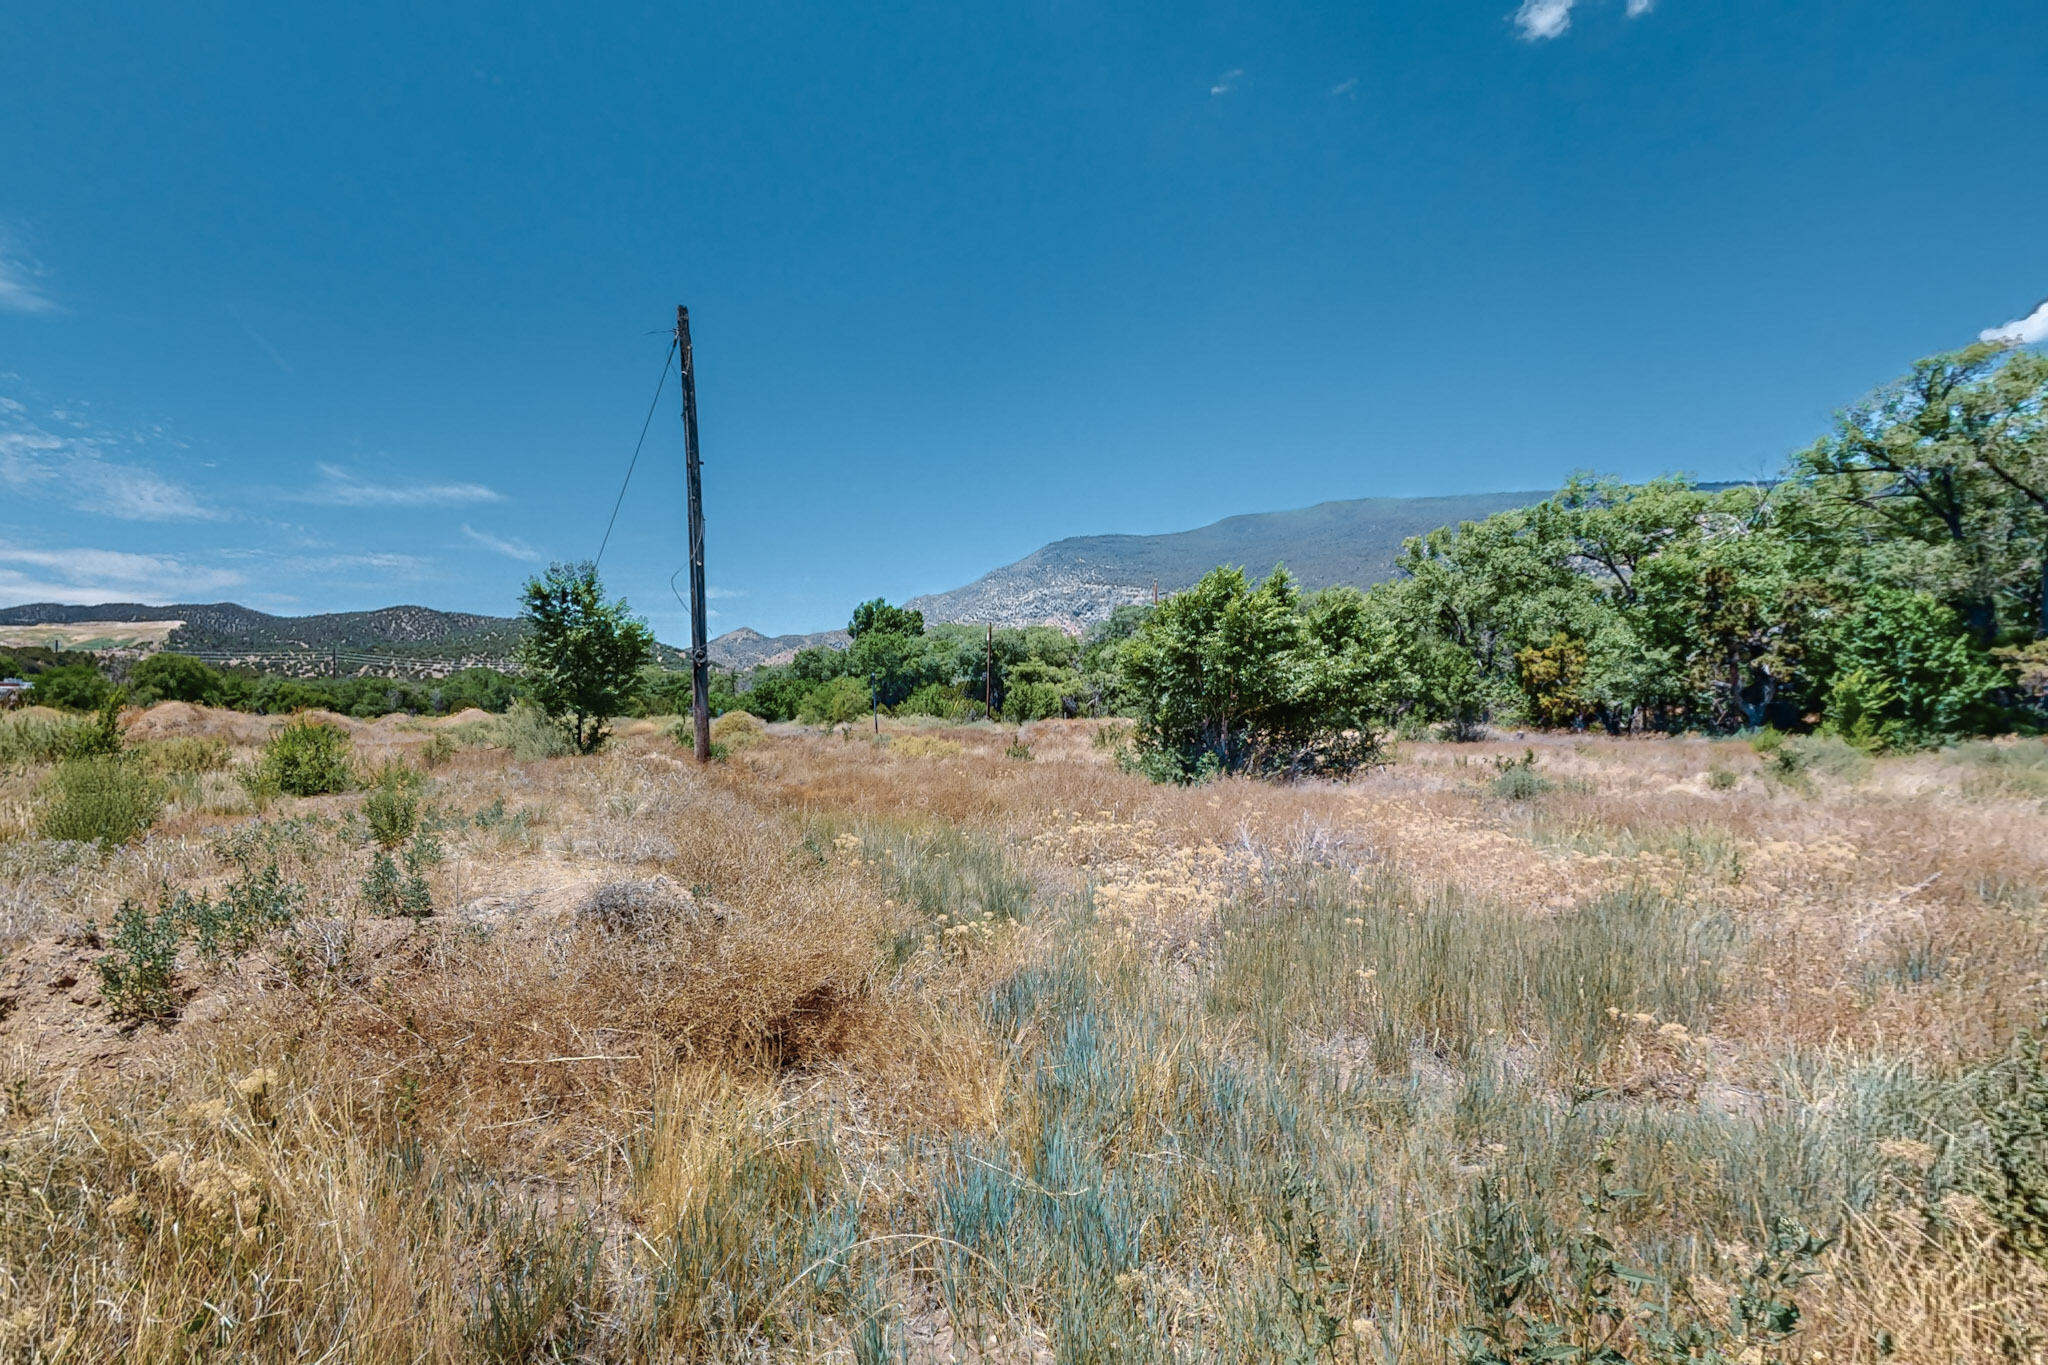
[0,705,2043,1360]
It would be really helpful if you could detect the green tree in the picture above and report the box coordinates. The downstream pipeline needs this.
[1119,567,1394,780]
[1820,588,2006,747]
[797,674,871,726]
[129,652,226,705]
[28,661,112,712]
[1793,344,2048,642]
[515,562,655,754]
[847,599,925,639]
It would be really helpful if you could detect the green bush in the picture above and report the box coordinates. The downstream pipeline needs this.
[363,831,440,917]
[260,716,355,796]
[1487,750,1552,800]
[898,682,974,721]
[96,895,181,1020]
[363,779,421,849]
[38,756,164,846]
[798,675,871,727]
[29,661,113,712]
[178,860,304,964]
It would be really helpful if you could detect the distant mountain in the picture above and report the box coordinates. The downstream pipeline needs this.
[0,598,841,676]
[0,602,708,676]
[706,627,850,670]
[905,491,1552,631]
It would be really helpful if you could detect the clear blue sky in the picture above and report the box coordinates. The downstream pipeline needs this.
[3,1,2043,640]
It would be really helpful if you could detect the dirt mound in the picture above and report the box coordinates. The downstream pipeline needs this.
[124,701,279,743]
[435,707,495,727]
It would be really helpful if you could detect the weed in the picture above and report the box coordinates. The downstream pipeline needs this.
[0,710,91,765]
[37,755,164,846]
[1706,766,1740,790]
[179,859,304,964]
[1005,734,1034,761]
[96,895,180,1020]
[133,735,232,776]
[419,728,458,768]
[363,831,441,917]
[1489,750,1553,800]
[58,692,126,759]
[1458,1157,1827,1364]
[363,777,421,849]
[260,716,354,796]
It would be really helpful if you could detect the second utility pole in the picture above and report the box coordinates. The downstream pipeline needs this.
[678,305,711,763]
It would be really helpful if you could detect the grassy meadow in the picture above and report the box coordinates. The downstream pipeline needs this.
[1,704,2045,1361]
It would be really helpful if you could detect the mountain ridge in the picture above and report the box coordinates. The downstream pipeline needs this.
[904,490,1554,630]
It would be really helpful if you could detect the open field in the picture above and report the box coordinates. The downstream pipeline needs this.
[0,621,184,654]
[1,705,2046,1361]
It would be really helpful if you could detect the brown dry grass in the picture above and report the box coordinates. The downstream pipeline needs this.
[0,705,2043,1360]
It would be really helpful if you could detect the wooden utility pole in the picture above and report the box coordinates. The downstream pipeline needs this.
[678,305,711,763]
[985,624,994,719]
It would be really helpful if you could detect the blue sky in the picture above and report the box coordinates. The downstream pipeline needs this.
[2,1,2043,640]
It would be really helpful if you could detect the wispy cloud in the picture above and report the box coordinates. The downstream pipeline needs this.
[304,463,504,507]
[1981,298,2048,347]
[0,393,216,521]
[1210,68,1243,96]
[1514,0,1656,41]
[462,523,543,562]
[227,304,294,375]
[0,542,246,606]
[1329,78,1359,97]
[705,586,746,600]
[0,235,57,315]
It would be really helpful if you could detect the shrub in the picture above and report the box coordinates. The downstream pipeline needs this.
[260,716,355,796]
[1118,567,1396,780]
[1487,749,1552,800]
[419,729,458,768]
[128,652,228,705]
[0,711,88,766]
[470,704,577,761]
[798,675,871,727]
[899,683,974,721]
[96,895,181,1020]
[38,756,164,846]
[708,710,767,750]
[1706,766,1740,790]
[28,661,112,712]
[363,779,421,849]
[179,860,304,964]
[363,831,441,917]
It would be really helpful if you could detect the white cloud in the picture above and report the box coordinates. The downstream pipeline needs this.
[1514,0,1656,41]
[304,463,504,507]
[1514,0,1576,39]
[1210,68,1243,96]
[462,523,543,562]
[0,399,215,521]
[0,543,246,606]
[1981,299,2048,347]
[705,586,746,600]
[1329,78,1359,97]
[0,242,56,315]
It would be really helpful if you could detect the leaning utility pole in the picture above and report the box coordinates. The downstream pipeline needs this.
[678,305,711,763]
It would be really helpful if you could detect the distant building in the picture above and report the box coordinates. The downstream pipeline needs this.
[0,677,29,707]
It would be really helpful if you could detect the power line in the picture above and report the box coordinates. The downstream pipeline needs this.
[596,336,678,568]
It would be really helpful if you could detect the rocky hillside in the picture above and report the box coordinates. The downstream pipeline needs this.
[706,627,851,670]
[906,491,1550,630]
